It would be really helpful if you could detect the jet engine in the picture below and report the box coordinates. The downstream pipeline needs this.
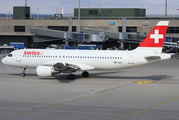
[36,66,61,77]
[177,41,179,46]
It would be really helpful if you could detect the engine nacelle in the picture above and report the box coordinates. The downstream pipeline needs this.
[36,66,60,77]
[177,41,179,46]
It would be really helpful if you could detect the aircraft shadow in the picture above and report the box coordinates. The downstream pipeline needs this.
[97,75,172,81]
[7,73,37,76]
[6,73,173,83]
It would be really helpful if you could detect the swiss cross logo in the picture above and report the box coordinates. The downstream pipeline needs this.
[150,30,163,44]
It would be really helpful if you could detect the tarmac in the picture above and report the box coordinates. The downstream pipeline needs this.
[0,55,179,120]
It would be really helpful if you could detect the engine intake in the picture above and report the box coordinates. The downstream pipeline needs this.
[36,66,61,77]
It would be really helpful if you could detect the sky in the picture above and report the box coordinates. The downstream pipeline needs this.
[0,0,179,15]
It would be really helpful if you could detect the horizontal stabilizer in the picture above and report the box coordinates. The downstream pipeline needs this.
[145,56,161,61]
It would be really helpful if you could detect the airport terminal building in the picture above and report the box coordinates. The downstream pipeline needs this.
[0,7,179,51]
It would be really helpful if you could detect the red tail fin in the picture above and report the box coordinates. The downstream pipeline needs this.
[139,21,169,48]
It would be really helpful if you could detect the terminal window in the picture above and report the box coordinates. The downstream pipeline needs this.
[14,26,25,32]
[89,10,98,15]
[118,27,137,32]
[48,26,76,32]
[167,27,179,33]
[126,27,137,32]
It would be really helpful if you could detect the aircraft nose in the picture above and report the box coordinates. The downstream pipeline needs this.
[2,57,7,64]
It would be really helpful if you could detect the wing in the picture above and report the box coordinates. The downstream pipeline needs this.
[42,61,95,73]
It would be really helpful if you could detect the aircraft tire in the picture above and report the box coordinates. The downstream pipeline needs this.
[82,71,89,77]
[21,73,26,77]
[68,74,75,80]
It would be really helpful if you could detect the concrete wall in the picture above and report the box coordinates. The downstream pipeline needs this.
[0,19,179,44]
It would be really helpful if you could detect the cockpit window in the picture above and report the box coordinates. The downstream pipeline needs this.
[8,54,12,57]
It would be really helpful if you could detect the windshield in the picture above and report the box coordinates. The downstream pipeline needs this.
[8,54,12,57]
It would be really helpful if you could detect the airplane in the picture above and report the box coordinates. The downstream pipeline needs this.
[2,21,171,80]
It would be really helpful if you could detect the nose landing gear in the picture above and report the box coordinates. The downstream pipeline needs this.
[21,68,26,77]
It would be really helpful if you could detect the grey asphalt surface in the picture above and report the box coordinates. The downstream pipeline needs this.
[0,55,179,120]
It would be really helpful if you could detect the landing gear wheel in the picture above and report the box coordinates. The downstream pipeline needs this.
[21,68,26,77]
[21,73,26,77]
[82,71,89,77]
[67,74,75,80]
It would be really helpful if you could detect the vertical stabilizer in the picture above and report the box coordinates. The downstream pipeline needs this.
[135,21,169,53]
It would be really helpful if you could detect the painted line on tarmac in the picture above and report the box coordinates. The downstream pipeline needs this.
[45,102,63,108]
[98,86,132,94]
[117,97,179,120]
[120,85,132,89]
[98,90,112,94]
[98,86,119,94]
[73,96,90,101]
[10,110,32,117]
[135,81,155,84]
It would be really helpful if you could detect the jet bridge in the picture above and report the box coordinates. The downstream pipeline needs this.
[31,27,144,43]
[31,27,66,42]
[31,27,107,43]
[83,28,145,43]
[31,27,179,52]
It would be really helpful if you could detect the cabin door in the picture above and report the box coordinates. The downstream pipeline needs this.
[128,53,134,64]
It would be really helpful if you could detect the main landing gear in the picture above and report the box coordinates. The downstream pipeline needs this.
[82,71,89,77]
[21,68,26,77]
[67,74,75,80]
[67,71,89,80]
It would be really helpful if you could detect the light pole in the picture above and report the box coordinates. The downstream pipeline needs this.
[173,7,175,19]
[78,0,80,33]
[37,8,39,19]
[165,0,167,19]
[147,8,149,16]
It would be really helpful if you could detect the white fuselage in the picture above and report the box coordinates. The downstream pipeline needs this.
[2,49,170,71]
